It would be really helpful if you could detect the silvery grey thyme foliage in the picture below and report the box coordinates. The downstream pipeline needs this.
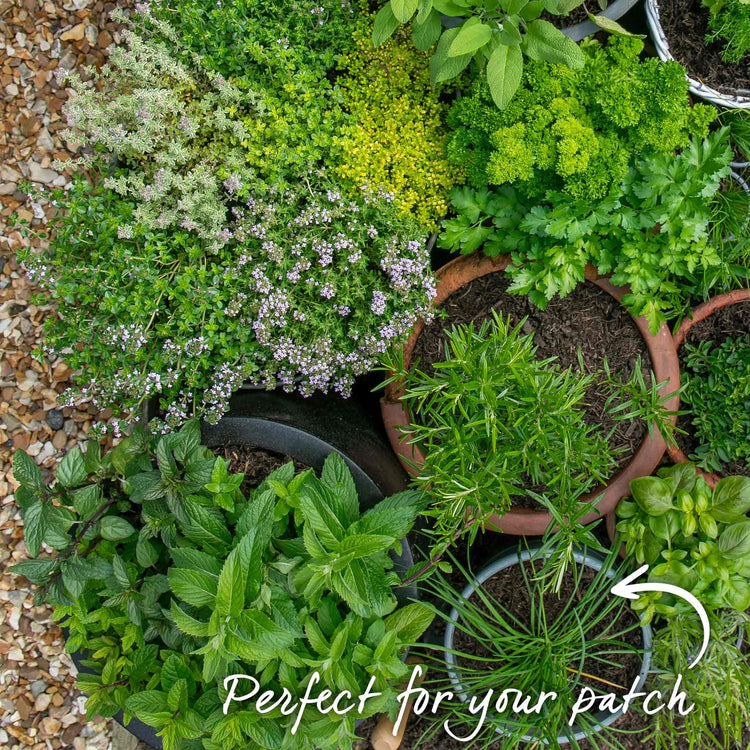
[20,175,435,428]
[61,14,259,250]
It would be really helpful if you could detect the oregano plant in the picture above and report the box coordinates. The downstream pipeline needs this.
[11,422,433,749]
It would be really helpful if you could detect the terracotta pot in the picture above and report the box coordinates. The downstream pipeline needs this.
[669,288,750,488]
[381,254,681,536]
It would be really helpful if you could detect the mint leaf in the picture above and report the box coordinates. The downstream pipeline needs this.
[57,449,87,488]
[14,450,43,489]
[100,516,136,541]
[168,568,218,608]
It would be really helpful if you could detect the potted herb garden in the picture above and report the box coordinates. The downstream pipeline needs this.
[9,0,750,747]
[10,421,434,749]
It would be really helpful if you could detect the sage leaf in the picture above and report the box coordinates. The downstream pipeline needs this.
[523,19,585,68]
[373,3,400,45]
[487,43,523,110]
[448,17,492,57]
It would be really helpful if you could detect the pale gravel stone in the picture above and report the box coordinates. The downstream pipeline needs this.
[2,2,134,748]
[30,680,48,697]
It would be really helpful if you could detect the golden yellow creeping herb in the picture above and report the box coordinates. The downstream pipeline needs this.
[334,28,462,231]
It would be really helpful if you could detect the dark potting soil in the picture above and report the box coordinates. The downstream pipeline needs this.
[213,443,308,495]
[542,3,591,26]
[353,716,378,749]
[675,300,750,478]
[659,0,750,97]
[411,274,652,509]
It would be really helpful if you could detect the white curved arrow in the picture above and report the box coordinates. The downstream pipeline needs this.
[611,564,710,669]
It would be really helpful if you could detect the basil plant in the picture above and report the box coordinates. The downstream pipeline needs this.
[616,463,750,624]
[373,0,589,109]
[11,421,433,750]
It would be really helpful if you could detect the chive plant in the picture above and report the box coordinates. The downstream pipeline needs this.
[416,548,647,749]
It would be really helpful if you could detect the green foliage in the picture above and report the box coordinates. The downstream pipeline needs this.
[439,128,738,332]
[381,312,678,554]
[373,0,588,110]
[60,0,458,243]
[11,424,432,749]
[63,10,260,249]
[152,0,358,80]
[20,172,435,427]
[682,335,750,473]
[445,36,715,202]
[334,27,462,229]
[146,0,360,188]
[616,464,750,622]
[723,108,750,160]
[419,546,644,748]
[25,0,449,427]
[649,610,750,750]
[704,0,750,63]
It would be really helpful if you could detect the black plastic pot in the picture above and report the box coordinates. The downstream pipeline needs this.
[73,390,415,749]
[441,0,640,40]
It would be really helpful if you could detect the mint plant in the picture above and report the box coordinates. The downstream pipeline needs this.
[681,335,750,473]
[616,463,750,623]
[11,423,432,749]
[372,0,587,110]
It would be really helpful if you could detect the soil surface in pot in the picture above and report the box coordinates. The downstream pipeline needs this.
[676,300,750,478]
[411,273,652,509]
[659,0,750,97]
[213,444,308,495]
[543,4,591,25]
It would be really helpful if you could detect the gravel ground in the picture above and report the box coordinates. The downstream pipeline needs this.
[0,0,149,747]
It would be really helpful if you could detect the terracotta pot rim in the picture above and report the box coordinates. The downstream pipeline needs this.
[668,289,750,487]
[381,254,681,536]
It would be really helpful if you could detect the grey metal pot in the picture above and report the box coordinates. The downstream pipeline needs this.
[441,0,640,40]
[443,544,653,746]
[728,165,750,239]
